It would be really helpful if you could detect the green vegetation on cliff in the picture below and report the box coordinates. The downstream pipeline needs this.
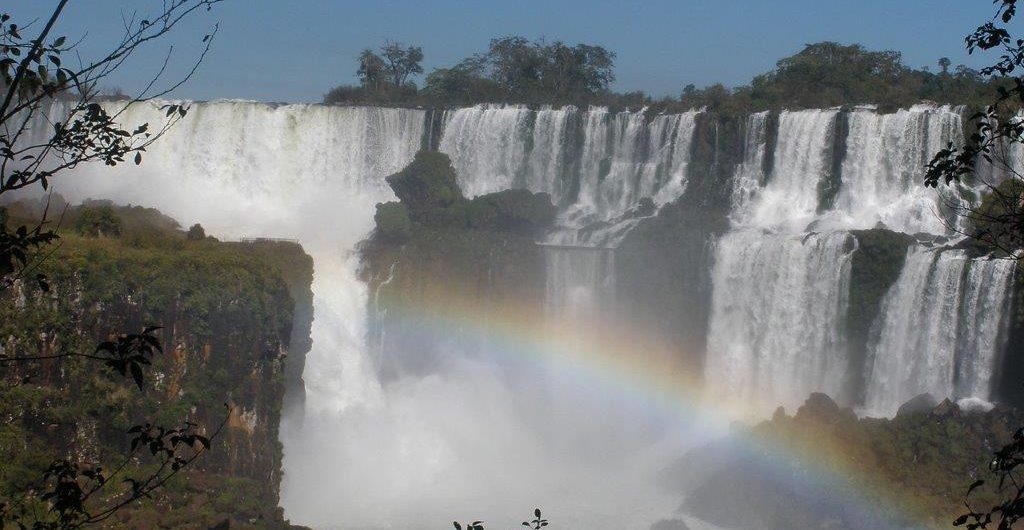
[0,202,313,529]
[678,394,1023,530]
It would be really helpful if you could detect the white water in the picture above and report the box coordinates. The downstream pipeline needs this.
[23,99,704,530]
[544,247,617,322]
[20,97,1021,529]
[734,109,837,231]
[831,105,964,234]
[705,231,855,411]
[439,105,701,247]
[728,111,769,218]
[706,104,1017,415]
[864,248,1016,416]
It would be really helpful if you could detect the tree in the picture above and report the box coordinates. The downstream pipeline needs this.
[0,1,226,527]
[460,36,616,104]
[74,205,122,238]
[925,1,1024,258]
[938,56,952,74]
[748,42,911,108]
[380,40,424,87]
[357,48,386,91]
[186,222,206,240]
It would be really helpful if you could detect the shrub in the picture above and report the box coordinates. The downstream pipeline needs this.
[74,205,123,238]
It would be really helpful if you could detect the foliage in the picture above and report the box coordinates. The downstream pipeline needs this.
[925,0,1024,261]
[380,150,557,234]
[186,223,206,241]
[955,426,1024,529]
[374,201,412,242]
[1,224,300,528]
[452,508,548,530]
[326,36,617,108]
[385,150,464,222]
[0,2,226,527]
[361,154,553,380]
[380,41,424,87]
[324,40,423,105]
[465,189,556,236]
[679,394,1024,530]
[326,37,1001,112]
[961,177,1024,255]
[74,205,123,238]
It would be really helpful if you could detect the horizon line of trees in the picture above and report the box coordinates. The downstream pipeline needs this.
[324,39,1010,115]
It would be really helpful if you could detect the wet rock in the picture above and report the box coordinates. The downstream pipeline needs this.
[795,392,841,423]
[932,398,961,418]
[896,393,938,417]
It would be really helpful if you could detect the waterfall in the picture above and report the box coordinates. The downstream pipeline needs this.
[438,104,534,197]
[705,231,855,410]
[831,104,964,234]
[525,106,575,203]
[864,248,1016,416]
[23,96,1022,527]
[733,109,838,230]
[543,246,617,322]
[707,104,996,416]
[728,111,769,218]
[25,99,427,527]
[439,105,701,247]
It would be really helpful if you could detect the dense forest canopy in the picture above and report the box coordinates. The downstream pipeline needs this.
[324,39,1006,113]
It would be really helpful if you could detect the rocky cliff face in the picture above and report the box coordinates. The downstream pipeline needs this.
[0,231,313,529]
[359,151,555,381]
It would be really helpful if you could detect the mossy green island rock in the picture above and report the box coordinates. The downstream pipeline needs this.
[360,151,556,379]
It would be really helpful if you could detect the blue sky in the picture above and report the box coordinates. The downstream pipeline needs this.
[9,0,1005,103]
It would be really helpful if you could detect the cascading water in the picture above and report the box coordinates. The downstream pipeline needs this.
[26,99,429,528]
[736,109,838,231]
[830,104,964,234]
[22,95,1022,529]
[728,111,769,218]
[439,104,701,247]
[705,102,1017,415]
[438,104,534,197]
[864,248,1016,416]
[705,231,855,410]
[543,246,617,323]
[706,110,850,410]
[25,99,715,530]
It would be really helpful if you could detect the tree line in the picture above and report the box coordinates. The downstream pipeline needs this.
[324,36,619,108]
[324,38,1008,114]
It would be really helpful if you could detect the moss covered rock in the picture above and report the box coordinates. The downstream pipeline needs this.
[386,150,464,223]
[466,188,557,236]
[374,201,413,242]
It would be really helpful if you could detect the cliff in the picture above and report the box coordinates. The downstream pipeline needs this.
[0,204,313,529]
[359,151,555,380]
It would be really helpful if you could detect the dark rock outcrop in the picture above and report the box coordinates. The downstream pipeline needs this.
[896,392,939,417]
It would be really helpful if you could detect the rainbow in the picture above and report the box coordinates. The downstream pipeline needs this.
[369,288,953,529]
